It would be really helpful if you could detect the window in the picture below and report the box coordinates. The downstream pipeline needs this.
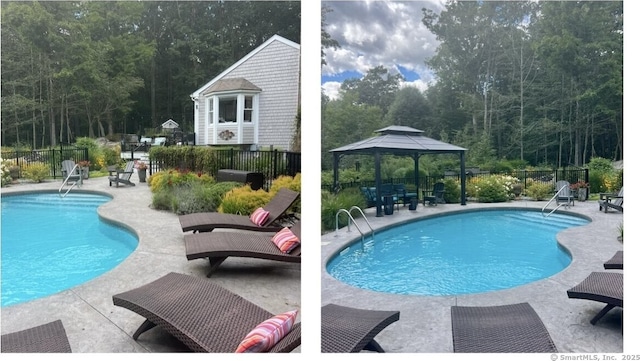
[208,98,214,125]
[219,97,237,123]
[244,96,253,122]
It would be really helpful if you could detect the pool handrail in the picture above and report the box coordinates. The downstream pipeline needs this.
[542,184,571,217]
[59,164,82,197]
[335,208,374,247]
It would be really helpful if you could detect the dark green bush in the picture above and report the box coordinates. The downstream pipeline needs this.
[442,178,461,203]
[321,188,367,233]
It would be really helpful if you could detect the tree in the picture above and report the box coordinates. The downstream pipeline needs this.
[339,65,403,114]
[321,91,387,170]
[321,4,340,66]
[384,86,432,133]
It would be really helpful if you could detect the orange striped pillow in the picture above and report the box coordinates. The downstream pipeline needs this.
[235,310,298,353]
[271,227,300,253]
[249,207,270,226]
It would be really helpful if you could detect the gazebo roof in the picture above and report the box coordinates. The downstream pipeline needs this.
[330,125,467,155]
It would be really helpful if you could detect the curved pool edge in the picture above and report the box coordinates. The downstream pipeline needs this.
[322,203,593,297]
[1,190,140,307]
[1,179,301,352]
[321,200,623,352]
[322,202,604,300]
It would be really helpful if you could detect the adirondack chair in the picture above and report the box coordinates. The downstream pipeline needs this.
[108,161,136,187]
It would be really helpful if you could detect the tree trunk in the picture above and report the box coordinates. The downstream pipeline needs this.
[49,77,56,147]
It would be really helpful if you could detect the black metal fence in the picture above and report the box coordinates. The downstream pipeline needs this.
[322,168,589,196]
[148,147,301,190]
[1,145,89,179]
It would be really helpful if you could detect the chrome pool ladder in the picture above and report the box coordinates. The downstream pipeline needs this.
[335,206,374,247]
[59,164,82,197]
[542,184,570,217]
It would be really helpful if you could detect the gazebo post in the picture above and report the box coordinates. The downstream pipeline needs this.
[375,151,383,217]
[413,154,420,197]
[332,152,340,194]
[460,151,466,205]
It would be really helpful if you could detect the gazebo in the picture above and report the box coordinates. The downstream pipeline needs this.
[330,125,467,216]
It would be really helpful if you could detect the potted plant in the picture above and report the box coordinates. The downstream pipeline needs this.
[570,180,589,201]
[77,160,91,179]
[135,161,148,182]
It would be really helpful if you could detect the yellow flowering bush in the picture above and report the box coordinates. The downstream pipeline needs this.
[218,185,272,215]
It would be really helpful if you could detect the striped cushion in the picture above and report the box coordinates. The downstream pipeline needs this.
[271,227,300,253]
[235,310,298,353]
[249,207,270,226]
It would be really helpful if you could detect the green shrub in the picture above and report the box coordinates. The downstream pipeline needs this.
[22,162,49,183]
[474,175,509,203]
[149,170,214,193]
[588,170,607,194]
[321,188,367,232]
[587,157,614,173]
[151,188,176,211]
[442,178,461,203]
[1,158,13,187]
[525,182,553,200]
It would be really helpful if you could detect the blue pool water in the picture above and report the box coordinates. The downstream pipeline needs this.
[1,192,138,307]
[326,209,588,296]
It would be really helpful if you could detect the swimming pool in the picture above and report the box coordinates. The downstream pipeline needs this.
[326,209,589,296]
[1,192,138,307]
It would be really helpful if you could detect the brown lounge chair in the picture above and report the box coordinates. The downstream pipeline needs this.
[112,272,301,352]
[1,320,72,353]
[184,221,302,277]
[598,187,623,213]
[321,303,400,353]
[567,272,623,325]
[604,251,623,270]
[451,302,557,353]
[178,188,300,233]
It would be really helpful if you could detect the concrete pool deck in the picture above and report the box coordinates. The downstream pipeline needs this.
[1,174,300,352]
[322,198,625,353]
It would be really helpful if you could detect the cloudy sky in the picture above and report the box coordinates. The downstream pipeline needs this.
[321,0,445,100]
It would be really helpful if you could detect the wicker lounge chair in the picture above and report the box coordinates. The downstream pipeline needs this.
[321,303,400,353]
[112,272,301,352]
[184,221,302,277]
[567,272,623,325]
[604,251,623,270]
[178,188,300,233]
[451,302,557,353]
[599,187,623,213]
[1,320,72,353]
[108,160,136,187]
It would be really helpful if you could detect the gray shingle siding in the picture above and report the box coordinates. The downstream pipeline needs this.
[193,37,299,150]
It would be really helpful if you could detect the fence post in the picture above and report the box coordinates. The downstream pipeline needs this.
[272,148,278,181]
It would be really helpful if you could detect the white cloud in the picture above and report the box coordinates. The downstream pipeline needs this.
[322,0,443,90]
[322,81,342,100]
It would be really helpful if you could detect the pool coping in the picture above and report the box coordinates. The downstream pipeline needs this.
[1,177,301,352]
[321,200,624,353]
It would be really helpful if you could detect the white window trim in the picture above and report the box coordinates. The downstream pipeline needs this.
[205,92,259,145]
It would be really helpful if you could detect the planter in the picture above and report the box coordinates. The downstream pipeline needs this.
[577,188,587,201]
[82,167,90,179]
[138,169,147,182]
[408,198,418,211]
[9,166,20,180]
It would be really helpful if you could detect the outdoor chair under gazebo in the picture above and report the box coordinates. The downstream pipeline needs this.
[330,126,467,216]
